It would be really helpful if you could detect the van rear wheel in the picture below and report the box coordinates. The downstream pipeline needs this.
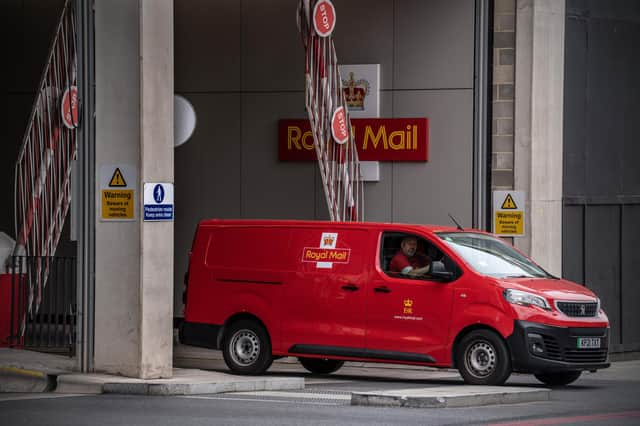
[534,371,581,387]
[222,320,273,375]
[456,329,511,385]
[298,357,344,375]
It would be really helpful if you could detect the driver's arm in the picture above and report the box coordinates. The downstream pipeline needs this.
[406,263,431,277]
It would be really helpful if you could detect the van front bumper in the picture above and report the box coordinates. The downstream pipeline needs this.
[506,320,610,374]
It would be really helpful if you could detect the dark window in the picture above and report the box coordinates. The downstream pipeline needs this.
[380,232,459,281]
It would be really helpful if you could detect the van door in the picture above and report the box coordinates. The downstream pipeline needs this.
[365,231,456,364]
[281,227,370,355]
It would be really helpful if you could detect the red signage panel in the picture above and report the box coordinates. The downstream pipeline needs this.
[279,118,429,162]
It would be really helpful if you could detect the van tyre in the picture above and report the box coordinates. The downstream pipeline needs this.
[534,371,581,387]
[298,358,344,375]
[223,320,273,375]
[456,329,511,385]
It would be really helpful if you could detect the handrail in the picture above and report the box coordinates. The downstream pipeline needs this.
[13,0,78,318]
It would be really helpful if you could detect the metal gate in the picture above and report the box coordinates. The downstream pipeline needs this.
[7,256,77,355]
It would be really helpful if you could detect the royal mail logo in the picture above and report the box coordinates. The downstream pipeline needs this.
[403,298,414,314]
[342,72,370,111]
[302,248,351,263]
[279,118,429,162]
[302,232,350,269]
[323,235,335,246]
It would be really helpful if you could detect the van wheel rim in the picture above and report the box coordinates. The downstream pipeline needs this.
[465,341,496,378]
[230,329,260,366]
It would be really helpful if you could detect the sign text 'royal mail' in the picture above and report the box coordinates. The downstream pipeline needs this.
[279,118,429,162]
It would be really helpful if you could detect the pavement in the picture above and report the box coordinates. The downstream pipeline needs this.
[0,344,556,407]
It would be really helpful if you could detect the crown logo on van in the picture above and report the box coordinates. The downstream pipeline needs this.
[403,298,414,314]
[324,236,335,246]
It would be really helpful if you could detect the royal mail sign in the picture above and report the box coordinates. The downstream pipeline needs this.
[279,118,429,162]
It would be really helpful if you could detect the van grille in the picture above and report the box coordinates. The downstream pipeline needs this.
[556,301,598,317]
[564,349,608,364]
[536,334,608,364]
[541,335,562,360]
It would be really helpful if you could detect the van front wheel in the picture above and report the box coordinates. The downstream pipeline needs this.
[223,320,273,375]
[298,357,344,374]
[456,329,511,385]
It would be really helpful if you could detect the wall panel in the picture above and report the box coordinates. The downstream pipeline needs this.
[392,90,473,225]
[563,0,640,351]
[584,206,621,345]
[562,205,584,284]
[621,205,640,347]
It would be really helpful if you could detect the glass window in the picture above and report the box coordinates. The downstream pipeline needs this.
[380,232,459,281]
[436,232,551,279]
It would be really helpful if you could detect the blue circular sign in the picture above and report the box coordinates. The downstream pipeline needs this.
[153,184,165,204]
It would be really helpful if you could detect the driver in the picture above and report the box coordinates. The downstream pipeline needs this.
[389,236,432,277]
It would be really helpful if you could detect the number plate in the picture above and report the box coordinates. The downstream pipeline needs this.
[577,337,601,349]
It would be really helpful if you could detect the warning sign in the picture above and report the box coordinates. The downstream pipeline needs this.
[493,191,525,237]
[100,165,136,221]
[501,194,517,209]
[109,168,127,187]
[101,189,134,219]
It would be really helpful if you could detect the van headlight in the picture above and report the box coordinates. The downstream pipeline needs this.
[503,289,551,311]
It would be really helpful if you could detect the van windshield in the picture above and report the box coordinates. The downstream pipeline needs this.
[436,232,551,279]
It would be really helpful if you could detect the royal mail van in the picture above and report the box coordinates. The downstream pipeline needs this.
[180,219,610,386]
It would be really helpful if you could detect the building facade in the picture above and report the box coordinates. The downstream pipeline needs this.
[0,0,638,377]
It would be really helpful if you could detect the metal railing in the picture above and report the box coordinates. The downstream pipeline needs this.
[297,0,364,222]
[7,256,77,356]
[13,0,78,318]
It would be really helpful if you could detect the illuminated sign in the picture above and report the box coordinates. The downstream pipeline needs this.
[279,118,429,162]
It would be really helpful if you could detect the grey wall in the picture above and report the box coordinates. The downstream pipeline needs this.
[0,0,66,240]
[173,0,477,314]
[563,0,640,352]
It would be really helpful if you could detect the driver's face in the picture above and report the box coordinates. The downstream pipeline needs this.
[401,239,417,257]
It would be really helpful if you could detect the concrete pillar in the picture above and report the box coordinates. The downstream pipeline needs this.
[139,0,174,379]
[94,0,173,379]
[514,0,565,275]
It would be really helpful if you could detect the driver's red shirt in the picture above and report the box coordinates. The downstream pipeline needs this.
[389,251,430,274]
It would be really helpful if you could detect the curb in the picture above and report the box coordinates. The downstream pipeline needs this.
[55,374,305,396]
[351,386,550,408]
[102,377,304,396]
[0,367,56,393]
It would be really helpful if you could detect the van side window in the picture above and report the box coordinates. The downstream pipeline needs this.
[380,232,459,281]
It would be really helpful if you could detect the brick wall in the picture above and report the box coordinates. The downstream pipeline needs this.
[492,0,515,189]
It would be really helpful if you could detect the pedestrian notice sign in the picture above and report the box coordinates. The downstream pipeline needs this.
[100,165,136,221]
[143,183,174,221]
[493,190,525,237]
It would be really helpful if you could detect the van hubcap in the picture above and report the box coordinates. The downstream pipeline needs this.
[230,329,260,366]
[465,341,496,378]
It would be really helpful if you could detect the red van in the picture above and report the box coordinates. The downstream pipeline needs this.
[180,220,610,386]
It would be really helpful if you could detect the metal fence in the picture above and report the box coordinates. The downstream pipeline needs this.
[7,256,77,356]
[14,0,78,317]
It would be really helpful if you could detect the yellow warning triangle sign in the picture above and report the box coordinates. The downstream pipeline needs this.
[501,193,517,209]
[109,168,127,187]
